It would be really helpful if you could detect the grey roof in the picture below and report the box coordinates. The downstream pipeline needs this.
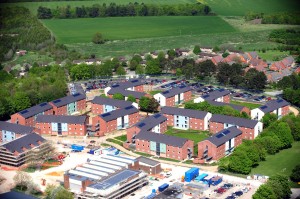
[16,102,52,119]
[137,156,160,166]
[206,127,242,147]
[0,121,34,135]
[210,114,258,128]
[88,169,140,190]
[134,113,167,131]
[136,131,189,147]
[99,106,138,122]
[159,86,191,98]
[281,68,292,76]
[249,51,258,59]
[0,191,38,199]
[259,99,290,113]
[110,79,143,90]
[108,88,146,99]
[200,89,230,101]
[1,133,46,153]
[36,115,86,124]
[161,106,208,119]
[50,93,86,107]
[92,96,132,108]
[207,100,245,112]
[268,72,283,82]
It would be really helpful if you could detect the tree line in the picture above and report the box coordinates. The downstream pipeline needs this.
[218,114,300,175]
[276,73,300,107]
[37,3,212,19]
[0,64,67,121]
[245,12,300,25]
[0,7,54,62]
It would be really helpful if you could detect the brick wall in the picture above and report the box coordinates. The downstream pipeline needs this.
[128,112,140,126]
[36,122,87,136]
[166,96,175,107]
[189,118,205,130]
[281,105,290,117]
[223,95,230,103]
[135,85,144,92]
[77,99,86,113]
[91,104,104,115]
[183,91,192,102]
[209,121,224,134]
[241,107,251,116]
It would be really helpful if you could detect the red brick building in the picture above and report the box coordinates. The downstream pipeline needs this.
[161,106,212,131]
[91,96,133,115]
[49,93,86,116]
[135,131,194,161]
[10,102,53,127]
[154,86,192,107]
[209,114,263,140]
[126,113,167,143]
[198,127,243,161]
[35,115,87,136]
[92,105,140,136]
[0,121,34,143]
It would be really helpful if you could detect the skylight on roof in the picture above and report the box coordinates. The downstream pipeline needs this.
[112,85,120,88]
[73,93,80,97]
[162,91,169,94]
[131,80,138,83]
[261,105,268,109]
[102,113,111,117]
[276,99,283,103]
[125,106,133,110]
[179,85,186,89]
[223,129,230,135]
[153,114,161,118]
[20,110,29,114]
[216,134,224,138]
[39,102,48,107]
[203,95,209,98]
[53,99,61,103]
[138,123,146,128]
[219,88,225,92]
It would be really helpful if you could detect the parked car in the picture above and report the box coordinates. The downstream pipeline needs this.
[233,191,243,197]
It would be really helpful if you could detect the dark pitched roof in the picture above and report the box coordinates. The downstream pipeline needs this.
[137,156,160,166]
[0,191,38,199]
[135,131,189,147]
[1,133,46,153]
[159,86,191,98]
[108,88,146,99]
[0,121,34,135]
[259,99,290,113]
[110,79,143,90]
[92,96,132,108]
[36,115,86,124]
[206,127,242,147]
[134,113,167,131]
[50,93,86,107]
[161,106,208,119]
[16,102,53,119]
[207,100,245,112]
[99,106,138,122]
[200,89,231,101]
[210,114,258,128]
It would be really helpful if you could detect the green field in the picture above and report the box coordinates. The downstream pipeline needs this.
[231,100,261,109]
[2,0,195,14]
[251,142,300,187]
[200,0,299,16]
[42,16,236,44]
[165,127,210,143]
[258,50,290,61]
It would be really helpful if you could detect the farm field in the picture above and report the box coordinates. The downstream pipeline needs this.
[2,0,196,14]
[200,0,299,16]
[251,142,300,187]
[42,16,236,44]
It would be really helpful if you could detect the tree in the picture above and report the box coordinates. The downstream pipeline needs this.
[45,184,56,199]
[135,64,144,75]
[70,64,91,80]
[244,68,267,90]
[13,171,33,191]
[129,60,138,71]
[127,94,136,103]
[291,164,300,182]
[253,184,276,199]
[222,52,230,58]
[167,49,176,60]
[92,32,105,44]
[269,175,292,199]
[116,66,126,76]
[37,6,53,19]
[139,96,159,113]
[46,186,73,199]
[213,46,220,52]
[113,93,124,100]
[228,150,252,174]
[262,113,277,128]
[176,68,183,77]
[145,59,161,75]
[11,92,31,113]
[268,122,293,149]
[193,45,201,54]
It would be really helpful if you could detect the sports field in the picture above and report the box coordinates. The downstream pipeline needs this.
[3,0,196,14]
[42,16,236,44]
[199,0,299,16]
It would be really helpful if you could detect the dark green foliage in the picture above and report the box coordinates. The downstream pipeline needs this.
[269,29,300,45]
[127,95,136,103]
[184,101,249,118]
[139,96,159,113]
[245,12,300,25]
[36,3,212,19]
[92,32,105,44]
[37,6,52,19]
[244,68,267,90]
[113,93,124,100]
[135,65,144,75]
[262,113,277,128]
[253,184,276,199]
[216,63,244,86]
[228,150,252,174]
[276,73,300,106]
[222,52,230,58]
[193,45,201,54]
[281,114,300,141]
[290,164,300,182]
[0,7,53,62]
[268,122,293,149]
[116,66,126,76]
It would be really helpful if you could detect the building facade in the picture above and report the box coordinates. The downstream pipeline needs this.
[0,121,34,143]
[49,93,86,115]
[91,96,133,115]
[194,89,231,103]
[154,86,192,107]
[35,115,87,136]
[10,102,53,127]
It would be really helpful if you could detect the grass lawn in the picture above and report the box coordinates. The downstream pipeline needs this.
[149,90,162,96]
[114,135,127,142]
[201,0,299,16]
[135,151,153,157]
[42,16,236,44]
[3,0,196,14]
[106,138,123,146]
[165,127,210,143]
[251,142,300,187]
[5,51,54,67]
[258,50,290,61]
[231,100,261,109]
